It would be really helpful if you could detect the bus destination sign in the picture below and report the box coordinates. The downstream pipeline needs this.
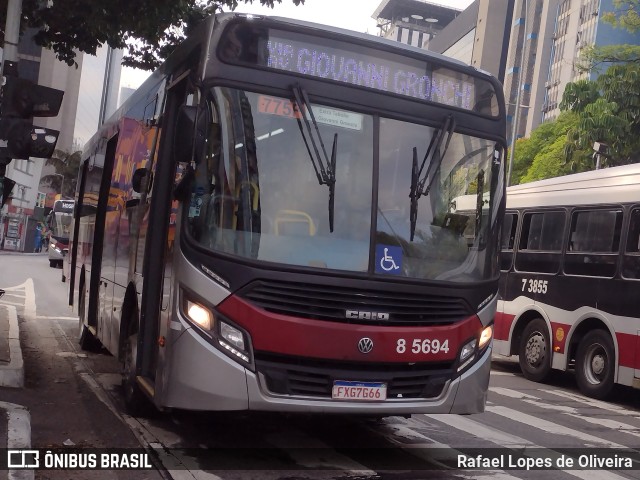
[265,35,478,111]
[219,22,499,116]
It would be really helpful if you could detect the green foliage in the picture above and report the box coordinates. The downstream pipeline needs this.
[520,136,576,183]
[509,112,588,185]
[580,1,640,70]
[602,0,640,32]
[0,0,303,70]
[39,150,82,199]
[561,63,640,166]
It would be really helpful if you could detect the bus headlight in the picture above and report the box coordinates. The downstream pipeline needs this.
[186,300,212,330]
[218,320,249,363]
[458,338,476,370]
[479,325,493,349]
[180,288,253,368]
[457,325,493,373]
[220,321,246,351]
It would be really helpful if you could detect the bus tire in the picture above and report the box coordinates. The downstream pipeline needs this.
[576,330,615,399]
[78,290,100,351]
[122,334,152,416]
[518,318,551,382]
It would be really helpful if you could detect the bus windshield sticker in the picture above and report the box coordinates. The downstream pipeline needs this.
[311,106,363,131]
[258,95,363,131]
[258,95,301,119]
[375,244,403,275]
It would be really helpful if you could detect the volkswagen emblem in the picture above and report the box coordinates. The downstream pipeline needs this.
[358,337,374,354]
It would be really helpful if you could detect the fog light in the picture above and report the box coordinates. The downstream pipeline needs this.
[186,300,212,330]
[479,325,493,349]
[220,321,245,350]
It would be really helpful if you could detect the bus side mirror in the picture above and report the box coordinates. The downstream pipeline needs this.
[174,105,207,164]
[132,167,151,193]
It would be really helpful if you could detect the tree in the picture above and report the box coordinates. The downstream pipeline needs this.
[39,149,82,199]
[509,112,588,185]
[1,0,303,70]
[579,0,640,71]
[561,63,640,167]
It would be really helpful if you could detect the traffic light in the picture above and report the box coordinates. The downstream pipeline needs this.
[1,176,15,207]
[0,74,64,160]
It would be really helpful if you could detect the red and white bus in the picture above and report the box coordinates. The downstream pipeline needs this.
[68,13,506,415]
[495,164,640,399]
[47,198,74,269]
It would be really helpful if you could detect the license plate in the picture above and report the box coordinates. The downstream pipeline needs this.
[332,381,387,401]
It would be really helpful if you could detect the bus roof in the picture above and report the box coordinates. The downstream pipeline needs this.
[85,13,505,157]
[506,163,640,209]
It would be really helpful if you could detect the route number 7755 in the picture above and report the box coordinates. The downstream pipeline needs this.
[521,278,548,294]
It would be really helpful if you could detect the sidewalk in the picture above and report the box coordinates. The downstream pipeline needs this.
[0,287,32,480]
[0,302,23,388]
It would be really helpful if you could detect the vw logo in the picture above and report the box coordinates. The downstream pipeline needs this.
[358,337,374,354]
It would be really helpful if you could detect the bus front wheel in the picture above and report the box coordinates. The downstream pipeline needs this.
[576,330,615,399]
[122,334,151,416]
[519,318,551,382]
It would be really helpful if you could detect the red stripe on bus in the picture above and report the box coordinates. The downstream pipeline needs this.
[497,311,638,368]
[218,295,484,363]
[616,331,636,369]
[494,311,515,341]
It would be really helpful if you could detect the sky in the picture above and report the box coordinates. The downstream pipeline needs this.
[120,0,475,90]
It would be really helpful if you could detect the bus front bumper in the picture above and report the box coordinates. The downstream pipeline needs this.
[161,321,491,415]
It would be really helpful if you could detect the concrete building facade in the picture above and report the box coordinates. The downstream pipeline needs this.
[373,0,461,48]
[374,0,640,147]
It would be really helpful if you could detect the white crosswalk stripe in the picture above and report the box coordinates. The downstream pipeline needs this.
[422,413,631,480]
[491,387,640,442]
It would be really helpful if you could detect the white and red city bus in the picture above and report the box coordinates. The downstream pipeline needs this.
[47,198,74,268]
[68,13,506,415]
[495,164,640,399]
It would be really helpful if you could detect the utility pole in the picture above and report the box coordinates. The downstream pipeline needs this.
[0,0,23,207]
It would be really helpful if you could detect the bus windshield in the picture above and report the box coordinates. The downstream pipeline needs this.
[185,87,502,282]
[48,200,74,241]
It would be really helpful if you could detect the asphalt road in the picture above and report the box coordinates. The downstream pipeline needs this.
[3,252,640,480]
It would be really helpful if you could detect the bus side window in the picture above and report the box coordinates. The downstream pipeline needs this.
[500,212,518,271]
[515,211,564,274]
[566,209,622,278]
[626,208,640,253]
[622,208,640,280]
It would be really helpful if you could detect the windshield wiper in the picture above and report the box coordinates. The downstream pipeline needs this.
[292,85,338,232]
[409,115,456,241]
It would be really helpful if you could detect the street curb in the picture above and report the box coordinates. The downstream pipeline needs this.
[0,305,24,388]
[0,401,33,480]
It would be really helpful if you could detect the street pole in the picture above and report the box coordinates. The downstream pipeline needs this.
[0,0,23,207]
[507,0,529,186]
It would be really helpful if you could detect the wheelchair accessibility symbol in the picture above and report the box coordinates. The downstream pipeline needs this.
[375,244,402,275]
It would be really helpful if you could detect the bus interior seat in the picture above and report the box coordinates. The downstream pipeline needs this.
[274,209,317,236]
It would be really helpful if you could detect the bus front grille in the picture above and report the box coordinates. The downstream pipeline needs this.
[255,353,453,400]
[239,279,470,326]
